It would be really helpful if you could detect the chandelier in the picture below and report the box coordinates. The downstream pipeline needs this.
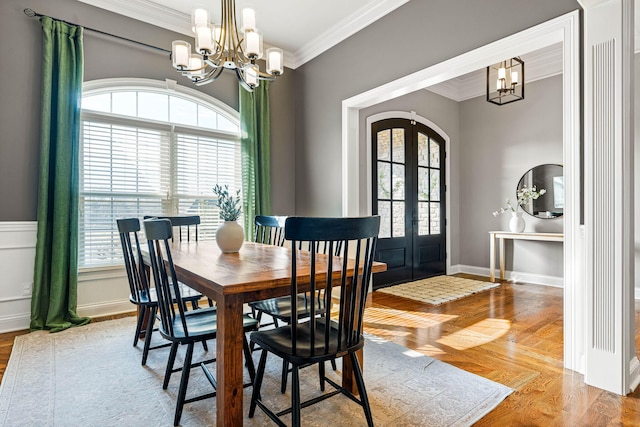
[486,57,524,105]
[171,0,284,91]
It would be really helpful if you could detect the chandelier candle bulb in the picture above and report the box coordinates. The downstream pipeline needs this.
[188,54,205,78]
[196,25,214,54]
[242,7,256,32]
[511,71,518,85]
[244,31,262,58]
[498,67,506,79]
[172,41,191,69]
[191,8,209,32]
[267,48,283,75]
[245,66,259,87]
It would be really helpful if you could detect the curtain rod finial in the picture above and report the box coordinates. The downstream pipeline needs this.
[24,8,37,17]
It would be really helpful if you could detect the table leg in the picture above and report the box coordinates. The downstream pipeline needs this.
[499,237,505,280]
[216,293,245,426]
[342,348,363,395]
[489,234,496,282]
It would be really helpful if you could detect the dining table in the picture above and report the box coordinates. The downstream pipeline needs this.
[143,239,386,426]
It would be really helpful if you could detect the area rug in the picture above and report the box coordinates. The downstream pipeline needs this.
[377,275,500,305]
[0,316,511,426]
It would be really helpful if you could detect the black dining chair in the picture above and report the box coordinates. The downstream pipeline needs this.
[116,218,204,365]
[144,218,259,426]
[143,214,200,242]
[248,216,380,427]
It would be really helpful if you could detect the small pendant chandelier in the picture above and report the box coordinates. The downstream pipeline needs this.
[486,57,524,105]
[171,0,284,92]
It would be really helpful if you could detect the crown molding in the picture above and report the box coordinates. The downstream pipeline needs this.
[291,0,410,68]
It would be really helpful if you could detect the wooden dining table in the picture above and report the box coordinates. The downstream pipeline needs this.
[145,239,386,426]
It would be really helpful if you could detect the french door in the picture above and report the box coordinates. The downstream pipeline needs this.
[372,118,446,289]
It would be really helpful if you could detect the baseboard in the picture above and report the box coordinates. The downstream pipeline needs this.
[0,313,31,334]
[628,356,640,393]
[452,264,564,288]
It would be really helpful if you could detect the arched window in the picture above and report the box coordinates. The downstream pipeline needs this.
[79,79,241,268]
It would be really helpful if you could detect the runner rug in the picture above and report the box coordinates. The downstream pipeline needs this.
[0,316,511,426]
[378,275,500,305]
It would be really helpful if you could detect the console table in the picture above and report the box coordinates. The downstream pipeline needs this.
[489,231,564,282]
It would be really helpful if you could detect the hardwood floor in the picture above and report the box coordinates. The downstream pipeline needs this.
[1,277,640,425]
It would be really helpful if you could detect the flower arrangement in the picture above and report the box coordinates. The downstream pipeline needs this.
[213,184,242,221]
[493,185,546,216]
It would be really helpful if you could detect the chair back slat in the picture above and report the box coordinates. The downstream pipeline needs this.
[144,218,189,338]
[254,215,287,246]
[284,216,379,358]
[117,218,151,302]
[144,215,200,242]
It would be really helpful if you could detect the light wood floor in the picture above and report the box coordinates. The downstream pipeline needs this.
[2,276,640,425]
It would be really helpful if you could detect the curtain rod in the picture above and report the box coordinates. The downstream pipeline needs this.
[23,8,171,55]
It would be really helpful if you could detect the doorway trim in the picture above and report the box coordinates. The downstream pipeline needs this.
[366,111,452,277]
[341,11,581,372]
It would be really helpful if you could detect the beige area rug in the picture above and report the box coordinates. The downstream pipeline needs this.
[0,316,511,426]
[378,275,500,305]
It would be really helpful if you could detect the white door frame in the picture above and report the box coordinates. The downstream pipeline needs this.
[341,11,583,372]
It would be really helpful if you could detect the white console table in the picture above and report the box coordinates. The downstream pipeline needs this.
[489,231,564,282]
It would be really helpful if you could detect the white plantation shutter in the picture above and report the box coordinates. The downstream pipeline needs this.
[78,85,240,269]
[174,128,242,240]
[79,115,171,267]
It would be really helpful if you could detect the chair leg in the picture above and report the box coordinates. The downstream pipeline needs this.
[133,305,146,346]
[163,342,179,389]
[202,340,209,352]
[141,306,157,365]
[350,352,374,427]
[280,359,289,394]
[291,365,301,427]
[174,342,194,426]
[330,358,337,371]
[249,349,268,418]
[242,335,256,384]
[319,360,326,391]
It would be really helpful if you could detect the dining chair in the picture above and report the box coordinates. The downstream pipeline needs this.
[248,216,380,427]
[116,217,203,365]
[143,214,200,242]
[144,218,259,426]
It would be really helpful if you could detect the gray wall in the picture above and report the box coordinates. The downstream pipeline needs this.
[294,0,580,217]
[459,75,564,277]
[360,90,461,265]
[0,0,296,221]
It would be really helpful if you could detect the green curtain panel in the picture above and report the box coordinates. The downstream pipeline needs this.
[239,82,272,239]
[30,17,90,332]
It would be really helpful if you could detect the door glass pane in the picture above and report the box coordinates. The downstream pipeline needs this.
[430,138,440,168]
[377,130,391,161]
[418,133,428,167]
[392,164,405,200]
[430,169,440,201]
[418,201,429,236]
[430,202,441,234]
[379,201,391,238]
[392,201,405,237]
[418,167,429,201]
[377,162,391,199]
[392,128,405,163]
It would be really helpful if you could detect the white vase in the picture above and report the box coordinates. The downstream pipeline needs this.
[509,212,526,233]
[216,221,244,253]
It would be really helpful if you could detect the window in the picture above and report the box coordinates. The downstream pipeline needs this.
[79,79,241,268]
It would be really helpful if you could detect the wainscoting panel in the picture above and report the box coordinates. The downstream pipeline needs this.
[0,222,37,333]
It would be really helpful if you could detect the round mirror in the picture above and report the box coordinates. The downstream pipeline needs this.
[516,164,564,219]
